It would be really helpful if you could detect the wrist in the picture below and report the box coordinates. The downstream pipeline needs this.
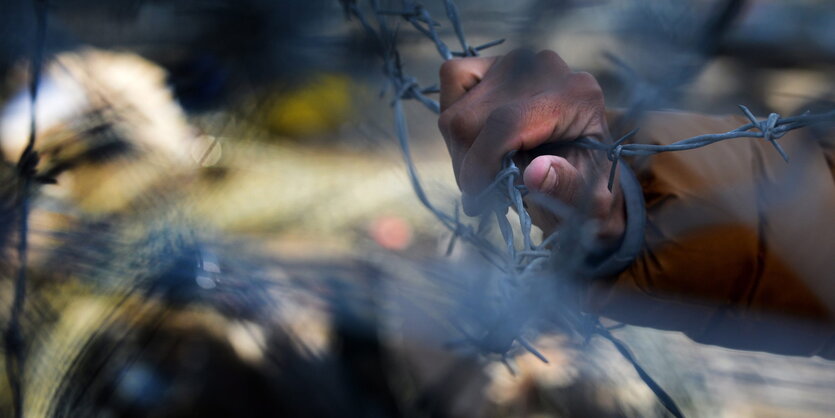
[585,161,646,278]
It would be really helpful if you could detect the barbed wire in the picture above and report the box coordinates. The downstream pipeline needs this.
[532,105,835,191]
[341,1,685,416]
[6,1,833,417]
[342,1,835,417]
[5,1,48,417]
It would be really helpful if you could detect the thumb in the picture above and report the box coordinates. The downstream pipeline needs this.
[522,155,583,206]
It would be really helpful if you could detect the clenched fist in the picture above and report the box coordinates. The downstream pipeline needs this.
[437,49,624,240]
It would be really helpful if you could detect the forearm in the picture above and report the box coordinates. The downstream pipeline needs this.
[585,109,835,358]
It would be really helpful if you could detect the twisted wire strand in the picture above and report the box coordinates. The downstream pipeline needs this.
[342,1,835,416]
[3,1,822,417]
[6,2,49,417]
[341,1,695,416]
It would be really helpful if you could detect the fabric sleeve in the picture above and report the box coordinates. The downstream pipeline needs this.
[585,110,835,359]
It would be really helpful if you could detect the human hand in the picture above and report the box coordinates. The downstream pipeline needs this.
[437,49,624,239]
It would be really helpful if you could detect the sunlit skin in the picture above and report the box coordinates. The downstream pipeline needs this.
[437,49,625,240]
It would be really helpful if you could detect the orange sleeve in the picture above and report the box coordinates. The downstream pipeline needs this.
[586,110,835,358]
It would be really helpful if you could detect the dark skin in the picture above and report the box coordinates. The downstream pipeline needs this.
[438,49,835,366]
[437,49,624,240]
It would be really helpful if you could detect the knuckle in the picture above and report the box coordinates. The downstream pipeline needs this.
[587,108,608,133]
[450,113,474,140]
[437,110,455,136]
[535,49,560,63]
[567,72,604,108]
[487,104,524,129]
[441,107,479,142]
[577,100,601,118]
[536,90,565,113]
[536,49,569,74]
[570,71,595,84]
[506,48,535,59]
[503,48,536,69]
[570,72,603,95]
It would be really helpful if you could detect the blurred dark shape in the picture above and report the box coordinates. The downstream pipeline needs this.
[167,54,229,112]
[20,206,411,417]
[604,0,747,120]
[4,1,835,417]
[0,1,42,94]
[722,1,835,67]
[142,239,203,306]
[52,303,395,417]
[0,162,19,258]
[0,0,348,109]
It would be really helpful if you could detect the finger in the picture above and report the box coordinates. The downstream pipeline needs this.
[525,154,624,239]
[495,49,570,90]
[439,56,497,111]
[458,84,609,197]
[522,155,583,206]
[457,96,563,195]
[562,71,610,141]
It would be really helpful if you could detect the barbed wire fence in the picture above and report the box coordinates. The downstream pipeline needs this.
[5,1,48,417]
[4,0,835,417]
[341,1,835,417]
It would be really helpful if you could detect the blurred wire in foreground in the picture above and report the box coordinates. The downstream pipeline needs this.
[5,1,47,417]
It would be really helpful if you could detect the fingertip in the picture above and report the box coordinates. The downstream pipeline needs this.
[523,155,560,193]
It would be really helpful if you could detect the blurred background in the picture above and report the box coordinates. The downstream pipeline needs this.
[1,0,835,417]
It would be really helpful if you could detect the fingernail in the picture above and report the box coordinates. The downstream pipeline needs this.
[539,165,558,192]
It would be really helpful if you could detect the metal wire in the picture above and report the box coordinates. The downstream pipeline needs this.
[5,1,48,417]
[6,1,832,417]
[342,1,835,417]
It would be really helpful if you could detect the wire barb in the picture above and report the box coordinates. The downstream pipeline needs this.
[343,1,835,416]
